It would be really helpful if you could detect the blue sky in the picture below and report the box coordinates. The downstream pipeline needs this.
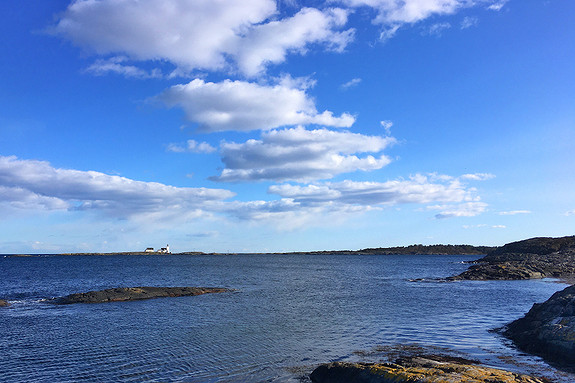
[1,0,574,253]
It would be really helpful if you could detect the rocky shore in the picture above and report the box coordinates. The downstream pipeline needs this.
[51,286,231,304]
[0,299,9,307]
[449,236,575,281]
[502,284,575,369]
[310,356,545,383]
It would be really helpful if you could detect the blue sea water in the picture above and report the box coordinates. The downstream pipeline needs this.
[0,253,573,382]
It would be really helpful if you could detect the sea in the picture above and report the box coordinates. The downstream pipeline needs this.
[1,253,573,383]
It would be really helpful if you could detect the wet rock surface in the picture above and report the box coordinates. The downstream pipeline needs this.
[450,236,575,281]
[503,284,575,369]
[310,356,545,383]
[0,299,9,307]
[52,286,231,304]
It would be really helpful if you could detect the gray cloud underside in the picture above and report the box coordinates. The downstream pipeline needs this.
[1,156,489,225]
[211,127,395,182]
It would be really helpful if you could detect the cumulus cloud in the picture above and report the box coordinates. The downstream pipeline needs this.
[158,79,355,132]
[0,156,233,219]
[565,209,575,217]
[167,140,217,154]
[51,0,353,77]
[211,127,395,182]
[231,7,354,77]
[269,173,479,206]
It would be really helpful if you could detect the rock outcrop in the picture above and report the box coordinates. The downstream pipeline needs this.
[450,236,575,281]
[0,299,9,307]
[503,284,575,368]
[310,356,544,383]
[52,286,231,304]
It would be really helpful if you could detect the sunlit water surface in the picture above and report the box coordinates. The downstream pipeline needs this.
[1,253,572,382]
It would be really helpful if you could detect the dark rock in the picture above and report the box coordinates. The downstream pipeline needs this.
[52,286,231,304]
[503,284,575,369]
[449,236,575,281]
[310,356,544,383]
[0,299,9,307]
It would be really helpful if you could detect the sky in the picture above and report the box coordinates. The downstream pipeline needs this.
[0,0,574,254]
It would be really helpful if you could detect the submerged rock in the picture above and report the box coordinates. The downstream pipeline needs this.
[52,286,231,304]
[450,236,575,281]
[310,357,545,383]
[0,299,9,307]
[503,284,575,368]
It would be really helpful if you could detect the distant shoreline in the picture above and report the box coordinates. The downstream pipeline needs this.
[2,244,494,257]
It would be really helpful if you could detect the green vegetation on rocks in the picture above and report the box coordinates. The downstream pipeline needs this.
[310,356,545,383]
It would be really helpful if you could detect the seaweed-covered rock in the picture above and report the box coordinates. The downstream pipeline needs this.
[52,286,231,304]
[310,357,544,383]
[0,299,9,307]
[503,284,575,368]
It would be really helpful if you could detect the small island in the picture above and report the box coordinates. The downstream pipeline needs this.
[51,286,232,304]
[310,355,545,383]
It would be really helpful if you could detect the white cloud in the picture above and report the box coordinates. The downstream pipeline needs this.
[424,22,451,36]
[85,57,162,79]
[167,140,217,154]
[232,7,354,77]
[498,210,531,216]
[460,16,478,29]
[269,173,482,207]
[339,0,506,38]
[463,224,506,229]
[341,78,362,89]
[380,120,393,133]
[431,202,488,219]
[158,78,355,132]
[487,1,508,11]
[565,209,575,217]
[211,127,396,182]
[52,0,353,77]
[0,156,233,219]
[459,173,495,181]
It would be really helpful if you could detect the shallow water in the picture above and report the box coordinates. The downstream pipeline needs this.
[0,253,572,382]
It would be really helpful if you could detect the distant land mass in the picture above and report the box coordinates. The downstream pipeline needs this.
[5,244,495,257]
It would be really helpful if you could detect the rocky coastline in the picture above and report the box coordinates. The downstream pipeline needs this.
[501,284,575,370]
[51,286,231,304]
[0,299,9,307]
[449,236,575,281]
[310,356,545,383]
